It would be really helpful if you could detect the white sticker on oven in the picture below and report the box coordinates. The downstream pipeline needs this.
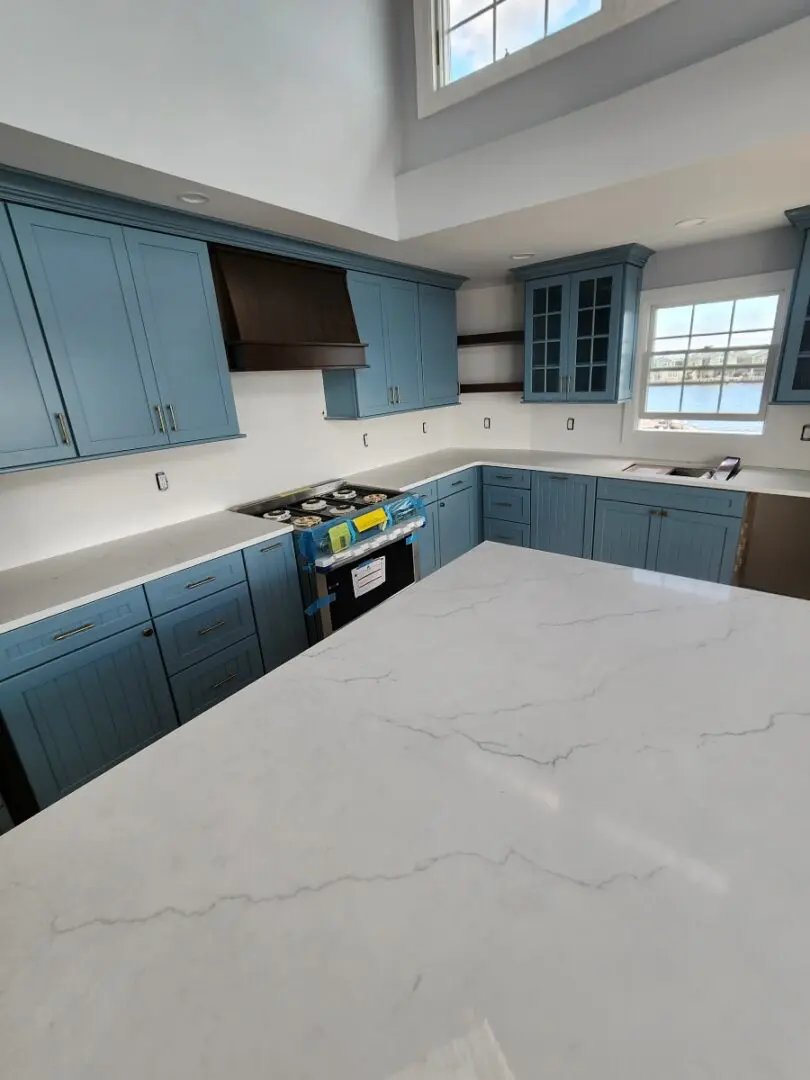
[351,556,386,598]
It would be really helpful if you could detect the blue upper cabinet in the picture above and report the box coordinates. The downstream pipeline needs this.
[124,229,239,442]
[514,245,652,404]
[0,207,76,469]
[774,211,810,402]
[323,272,460,419]
[419,284,459,408]
[8,205,168,456]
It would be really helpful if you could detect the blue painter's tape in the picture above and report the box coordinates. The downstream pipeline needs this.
[406,534,417,545]
[304,593,335,616]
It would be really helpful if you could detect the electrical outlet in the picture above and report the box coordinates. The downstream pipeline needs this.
[362,432,369,448]
[483,417,491,430]
[422,421,428,434]
[801,425,810,442]
[155,471,169,491]
[567,417,575,431]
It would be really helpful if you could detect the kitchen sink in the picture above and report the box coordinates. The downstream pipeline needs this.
[623,463,714,480]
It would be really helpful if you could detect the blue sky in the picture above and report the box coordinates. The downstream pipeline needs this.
[448,0,602,82]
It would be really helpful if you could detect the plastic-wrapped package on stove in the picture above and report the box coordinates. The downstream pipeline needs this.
[296,494,427,567]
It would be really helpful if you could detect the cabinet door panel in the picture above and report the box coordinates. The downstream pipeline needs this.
[153,582,257,676]
[8,206,166,455]
[125,229,238,442]
[384,280,422,411]
[524,276,570,402]
[0,208,76,469]
[0,624,177,808]
[417,500,440,577]
[775,236,810,402]
[438,488,475,566]
[531,473,596,558]
[419,284,458,407]
[483,519,530,547]
[243,534,307,673]
[592,499,659,570]
[346,273,392,416]
[653,509,741,584]
[568,267,622,403]
[170,635,263,724]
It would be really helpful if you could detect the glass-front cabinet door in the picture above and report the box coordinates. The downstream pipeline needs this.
[524,276,570,402]
[569,267,622,403]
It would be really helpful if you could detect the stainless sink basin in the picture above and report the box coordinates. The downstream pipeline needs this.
[623,463,714,480]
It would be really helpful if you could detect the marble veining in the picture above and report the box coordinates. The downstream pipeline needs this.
[2,543,810,1079]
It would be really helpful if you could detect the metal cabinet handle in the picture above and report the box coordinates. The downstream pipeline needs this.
[548,475,568,481]
[53,622,94,642]
[388,387,394,405]
[142,627,155,637]
[439,501,446,508]
[660,510,669,518]
[185,575,216,590]
[55,412,71,445]
[166,403,178,432]
[210,671,238,691]
[197,618,226,636]
[494,501,511,507]
[260,542,282,554]
[154,404,166,434]
[495,474,513,480]
[451,480,464,487]
[394,386,401,404]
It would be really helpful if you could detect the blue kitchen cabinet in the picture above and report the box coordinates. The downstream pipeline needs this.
[170,635,264,724]
[384,280,422,412]
[513,245,652,404]
[0,623,178,809]
[419,283,459,408]
[438,486,477,566]
[417,500,440,577]
[774,212,810,402]
[653,508,741,584]
[531,473,596,558]
[0,207,77,469]
[243,533,308,673]
[592,499,659,570]
[8,205,168,456]
[124,229,239,442]
[153,582,258,676]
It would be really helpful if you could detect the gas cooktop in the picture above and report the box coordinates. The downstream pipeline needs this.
[234,480,406,531]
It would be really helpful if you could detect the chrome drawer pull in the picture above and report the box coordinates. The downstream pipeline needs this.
[154,404,166,434]
[53,622,95,642]
[210,671,238,691]
[260,542,282,554]
[495,474,512,480]
[55,412,71,445]
[197,619,226,636]
[185,575,216,590]
[166,403,178,431]
[493,501,511,507]
[451,480,464,487]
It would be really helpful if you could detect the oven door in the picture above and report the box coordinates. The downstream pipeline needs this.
[318,536,417,636]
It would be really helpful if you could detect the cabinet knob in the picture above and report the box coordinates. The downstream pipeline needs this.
[142,627,155,637]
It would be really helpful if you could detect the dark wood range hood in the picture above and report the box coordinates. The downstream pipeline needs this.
[210,245,368,371]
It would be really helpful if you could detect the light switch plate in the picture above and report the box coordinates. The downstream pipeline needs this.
[155,471,169,491]
[801,425,810,442]
[567,417,575,431]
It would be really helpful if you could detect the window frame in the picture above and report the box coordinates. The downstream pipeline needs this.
[632,273,793,434]
[414,0,679,118]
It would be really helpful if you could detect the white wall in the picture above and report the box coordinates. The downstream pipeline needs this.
[0,375,457,571]
[0,0,399,238]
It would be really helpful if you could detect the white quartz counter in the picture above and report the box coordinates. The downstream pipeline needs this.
[349,447,810,499]
[0,512,292,635]
[2,543,809,1079]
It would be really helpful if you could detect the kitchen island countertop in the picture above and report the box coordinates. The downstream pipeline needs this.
[2,542,810,1079]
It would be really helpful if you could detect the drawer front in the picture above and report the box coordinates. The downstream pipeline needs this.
[483,485,531,524]
[170,635,264,724]
[144,551,246,617]
[482,466,532,490]
[483,519,530,547]
[407,480,438,505]
[437,468,476,499]
[596,477,747,518]
[0,586,149,682]
[154,581,257,676]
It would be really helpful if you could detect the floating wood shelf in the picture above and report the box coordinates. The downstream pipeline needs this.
[457,330,524,348]
[459,381,523,394]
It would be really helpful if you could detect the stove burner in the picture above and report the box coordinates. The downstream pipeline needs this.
[300,499,327,512]
[327,504,355,517]
[263,509,291,522]
[334,489,357,500]
[362,492,388,504]
[292,514,323,528]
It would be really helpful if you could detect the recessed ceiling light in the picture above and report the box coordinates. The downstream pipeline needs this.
[510,253,535,261]
[177,192,209,205]
[675,217,707,229]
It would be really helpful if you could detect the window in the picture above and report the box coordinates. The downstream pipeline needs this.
[438,0,602,85]
[636,277,791,436]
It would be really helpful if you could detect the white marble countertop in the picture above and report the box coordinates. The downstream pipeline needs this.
[2,543,809,1079]
[0,512,292,635]
[349,447,810,499]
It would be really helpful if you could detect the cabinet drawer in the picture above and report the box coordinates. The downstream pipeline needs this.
[170,635,264,724]
[484,519,530,547]
[483,485,531,524]
[407,480,438,505]
[437,468,476,498]
[596,477,746,517]
[0,586,149,682]
[154,581,256,676]
[144,551,246,616]
[482,466,532,490]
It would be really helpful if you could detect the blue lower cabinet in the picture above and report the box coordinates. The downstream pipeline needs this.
[484,519,530,547]
[653,509,741,584]
[170,635,264,724]
[144,550,246,617]
[0,623,177,808]
[483,484,531,524]
[153,581,257,676]
[531,472,596,558]
[592,499,658,570]
[437,486,477,565]
[243,533,308,673]
[416,501,440,577]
